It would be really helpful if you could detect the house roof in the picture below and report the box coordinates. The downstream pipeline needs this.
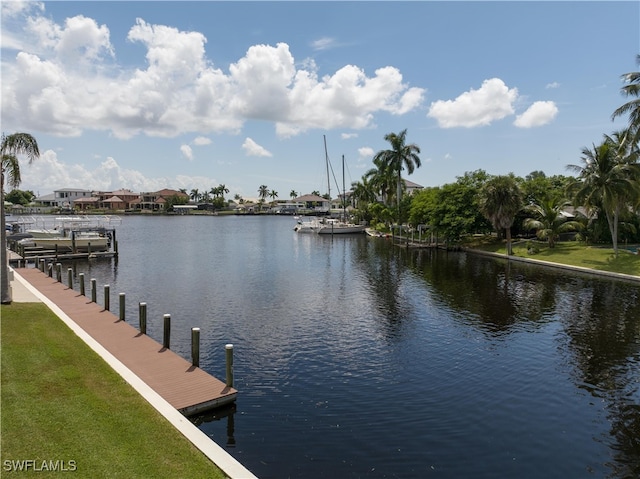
[73,197,99,203]
[295,194,328,202]
[403,179,423,189]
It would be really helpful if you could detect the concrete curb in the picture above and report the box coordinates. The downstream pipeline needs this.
[462,248,640,283]
[11,270,258,479]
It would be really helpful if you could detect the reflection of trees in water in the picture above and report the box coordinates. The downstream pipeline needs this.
[407,249,558,334]
[559,279,640,478]
[352,240,413,338]
[356,245,640,475]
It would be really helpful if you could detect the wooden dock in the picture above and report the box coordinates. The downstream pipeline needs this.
[16,267,237,415]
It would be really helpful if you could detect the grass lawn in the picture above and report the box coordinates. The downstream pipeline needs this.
[1,303,227,479]
[463,236,640,277]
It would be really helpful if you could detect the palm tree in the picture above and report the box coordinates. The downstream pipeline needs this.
[364,155,396,207]
[1,132,40,304]
[372,129,421,222]
[522,196,582,248]
[478,175,523,255]
[351,177,377,208]
[567,134,640,257]
[189,188,200,203]
[258,184,269,211]
[289,190,298,199]
[218,184,229,201]
[269,190,278,206]
[612,54,640,146]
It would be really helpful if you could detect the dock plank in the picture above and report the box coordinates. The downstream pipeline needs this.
[16,268,236,414]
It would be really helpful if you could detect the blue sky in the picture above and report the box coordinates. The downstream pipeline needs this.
[2,1,638,201]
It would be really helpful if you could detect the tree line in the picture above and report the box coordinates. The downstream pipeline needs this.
[350,55,640,258]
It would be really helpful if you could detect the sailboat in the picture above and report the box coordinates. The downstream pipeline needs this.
[316,138,365,235]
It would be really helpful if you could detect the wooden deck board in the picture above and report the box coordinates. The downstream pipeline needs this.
[16,268,236,414]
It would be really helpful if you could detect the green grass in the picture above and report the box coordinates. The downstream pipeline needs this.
[462,236,640,276]
[1,303,227,479]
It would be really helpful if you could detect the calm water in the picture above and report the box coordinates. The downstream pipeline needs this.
[63,215,640,478]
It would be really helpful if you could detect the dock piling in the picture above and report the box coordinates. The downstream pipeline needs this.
[79,273,85,296]
[225,344,234,387]
[163,314,171,349]
[48,263,53,278]
[67,268,73,289]
[90,279,97,303]
[191,328,200,367]
[139,302,147,334]
[56,263,62,282]
[104,285,110,311]
[119,293,125,321]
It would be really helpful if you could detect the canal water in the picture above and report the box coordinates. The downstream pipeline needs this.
[73,215,639,478]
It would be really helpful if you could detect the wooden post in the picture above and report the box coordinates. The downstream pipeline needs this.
[163,314,171,349]
[119,293,125,321]
[87,242,91,255]
[39,259,45,272]
[191,328,200,367]
[56,263,62,282]
[225,344,234,387]
[79,273,85,296]
[90,279,97,303]
[71,231,76,254]
[139,302,147,334]
[48,263,53,278]
[67,268,73,289]
[104,285,110,311]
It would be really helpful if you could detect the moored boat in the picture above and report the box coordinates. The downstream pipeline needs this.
[18,232,110,252]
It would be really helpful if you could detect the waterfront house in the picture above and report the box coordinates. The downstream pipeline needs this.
[134,188,189,211]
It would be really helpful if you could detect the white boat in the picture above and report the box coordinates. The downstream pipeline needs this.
[26,228,64,238]
[294,218,322,233]
[19,232,110,252]
[317,218,365,235]
[295,137,365,235]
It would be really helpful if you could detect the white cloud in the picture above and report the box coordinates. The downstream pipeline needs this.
[1,12,424,140]
[242,138,272,157]
[18,150,215,193]
[427,78,518,128]
[311,37,337,51]
[341,133,358,139]
[193,136,211,146]
[514,101,558,128]
[546,82,560,89]
[358,146,374,158]
[180,144,193,160]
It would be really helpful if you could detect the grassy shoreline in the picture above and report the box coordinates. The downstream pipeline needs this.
[1,303,227,478]
[463,237,640,277]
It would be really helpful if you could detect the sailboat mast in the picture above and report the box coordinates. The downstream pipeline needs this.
[342,154,346,221]
[323,135,330,204]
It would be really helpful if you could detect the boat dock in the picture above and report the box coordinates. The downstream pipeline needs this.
[14,267,237,415]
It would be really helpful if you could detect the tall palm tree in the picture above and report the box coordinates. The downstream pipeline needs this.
[1,132,40,304]
[478,175,523,255]
[269,190,278,206]
[372,129,421,222]
[289,190,298,200]
[189,188,200,202]
[258,184,269,211]
[612,54,640,145]
[567,134,640,257]
[522,196,582,248]
[218,184,229,200]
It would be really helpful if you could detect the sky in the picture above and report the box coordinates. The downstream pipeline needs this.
[1,1,639,201]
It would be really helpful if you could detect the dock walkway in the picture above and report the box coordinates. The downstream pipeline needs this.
[15,267,237,414]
